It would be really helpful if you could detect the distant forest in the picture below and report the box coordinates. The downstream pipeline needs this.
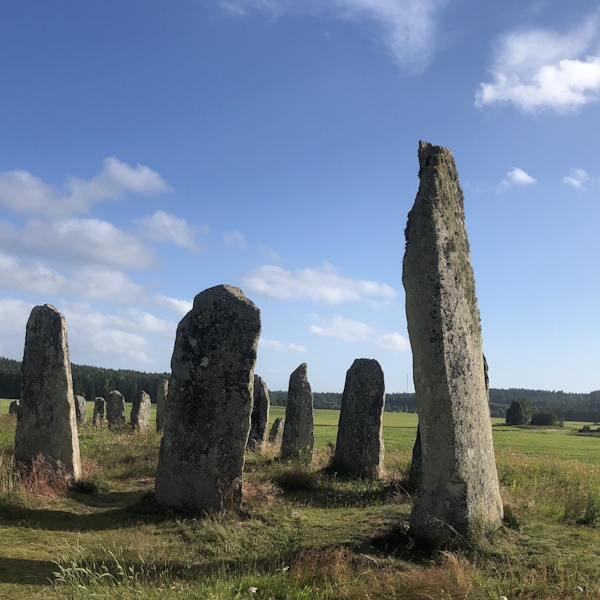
[2,356,600,422]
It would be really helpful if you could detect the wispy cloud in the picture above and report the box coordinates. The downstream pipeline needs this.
[562,168,594,190]
[223,230,247,249]
[243,262,396,304]
[500,167,537,189]
[310,315,373,342]
[138,210,204,250]
[476,14,600,113]
[259,339,306,353]
[375,332,410,351]
[155,295,193,316]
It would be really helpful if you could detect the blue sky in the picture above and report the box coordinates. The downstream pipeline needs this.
[1,0,599,393]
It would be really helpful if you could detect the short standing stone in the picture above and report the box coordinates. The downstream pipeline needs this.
[93,397,105,426]
[268,418,285,445]
[74,395,87,425]
[9,400,19,416]
[106,390,126,428]
[131,390,151,431]
[247,375,270,451]
[403,141,503,544]
[281,363,314,463]
[333,358,385,479]
[156,378,169,432]
[155,284,261,512]
[14,304,81,479]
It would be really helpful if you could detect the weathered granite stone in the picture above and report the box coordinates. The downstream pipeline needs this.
[93,397,105,426]
[333,358,385,479]
[281,363,314,463]
[156,378,169,432]
[106,390,126,428]
[74,395,87,425]
[155,284,261,512]
[268,418,285,445]
[403,141,503,544]
[247,375,270,451]
[408,425,422,489]
[14,304,81,479]
[9,400,19,416]
[131,390,151,432]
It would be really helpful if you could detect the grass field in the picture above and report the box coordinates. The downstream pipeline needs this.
[1,398,600,598]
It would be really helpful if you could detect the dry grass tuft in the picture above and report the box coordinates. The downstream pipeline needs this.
[20,454,72,500]
[242,479,282,506]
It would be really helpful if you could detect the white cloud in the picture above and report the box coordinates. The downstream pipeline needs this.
[242,262,396,304]
[500,167,537,189]
[223,230,247,249]
[220,0,445,71]
[562,168,594,190]
[0,157,170,217]
[310,315,373,342]
[259,339,306,353]
[155,295,193,316]
[0,298,33,358]
[138,210,203,250]
[476,15,600,113]
[376,332,410,351]
[0,252,69,295]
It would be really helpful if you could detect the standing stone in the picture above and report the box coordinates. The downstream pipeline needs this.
[74,395,87,425]
[155,284,261,512]
[156,378,169,432]
[268,418,285,445]
[93,397,105,426]
[247,375,270,451]
[403,141,503,544]
[9,400,19,416]
[281,363,314,463]
[106,390,126,428]
[333,358,385,479]
[14,304,81,480]
[131,390,151,431]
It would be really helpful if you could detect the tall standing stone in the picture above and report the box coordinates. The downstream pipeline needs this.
[131,390,151,432]
[106,390,126,428]
[281,363,314,463]
[74,395,87,425]
[247,375,270,451]
[333,358,385,479]
[156,378,169,432]
[155,284,261,512]
[93,397,105,426]
[403,141,503,544]
[14,304,81,480]
[268,418,285,445]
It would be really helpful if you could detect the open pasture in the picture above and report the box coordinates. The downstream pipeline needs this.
[1,400,600,598]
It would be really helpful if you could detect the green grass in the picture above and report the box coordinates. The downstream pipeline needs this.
[1,399,600,598]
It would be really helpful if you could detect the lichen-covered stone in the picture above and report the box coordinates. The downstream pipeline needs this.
[156,378,169,432]
[14,304,81,479]
[334,358,385,479]
[74,395,87,425]
[131,390,151,432]
[403,141,503,544]
[247,375,270,451]
[9,400,19,416]
[268,418,285,445]
[155,284,261,512]
[106,390,126,428]
[281,363,314,463]
[93,397,105,426]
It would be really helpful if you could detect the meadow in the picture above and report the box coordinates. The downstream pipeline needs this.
[1,399,600,599]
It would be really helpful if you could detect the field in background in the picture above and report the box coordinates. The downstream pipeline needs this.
[1,399,600,598]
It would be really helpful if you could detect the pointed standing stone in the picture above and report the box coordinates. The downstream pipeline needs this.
[74,395,87,425]
[93,397,105,426]
[156,378,169,432]
[131,390,151,432]
[403,141,503,544]
[268,417,285,445]
[14,304,81,479]
[334,358,385,479]
[281,363,314,463]
[9,400,19,416]
[247,375,270,451]
[155,285,261,512]
[106,390,126,428]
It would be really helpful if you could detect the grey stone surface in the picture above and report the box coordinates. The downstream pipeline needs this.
[408,425,422,489]
[403,141,503,544]
[131,390,151,432]
[156,378,169,432]
[93,397,105,426]
[9,400,19,416]
[106,390,126,428]
[268,418,285,445]
[247,375,270,451]
[155,284,261,512]
[74,395,87,425]
[14,304,81,479]
[333,358,385,479]
[281,363,314,463]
